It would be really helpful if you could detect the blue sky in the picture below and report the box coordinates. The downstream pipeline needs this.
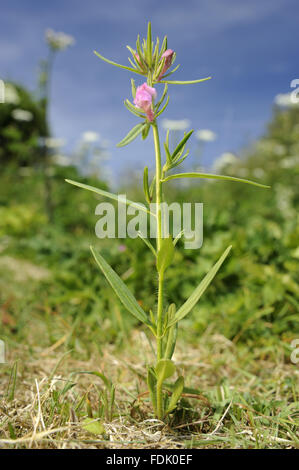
[1,0,298,179]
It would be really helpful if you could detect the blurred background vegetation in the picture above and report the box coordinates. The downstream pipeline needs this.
[0,63,298,359]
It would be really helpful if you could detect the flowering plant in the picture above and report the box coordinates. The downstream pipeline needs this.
[66,23,269,421]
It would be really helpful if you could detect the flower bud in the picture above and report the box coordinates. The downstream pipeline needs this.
[158,49,174,80]
[133,83,157,122]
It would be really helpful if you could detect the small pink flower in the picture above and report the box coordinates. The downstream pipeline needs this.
[134,82,157,122]
[158,49,174,80]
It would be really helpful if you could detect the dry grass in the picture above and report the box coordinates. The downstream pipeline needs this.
[1,329,298,449]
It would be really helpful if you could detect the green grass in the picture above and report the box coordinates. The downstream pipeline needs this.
[0,259,298,449]
[0,106,299,448]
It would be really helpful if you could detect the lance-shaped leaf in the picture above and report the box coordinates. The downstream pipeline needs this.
[171,130,193,162]
[168,246,232,327]
[137,232,157,258]
[143,166,151,204]
[156,359,175,384]
[117,123,146,147]
[163,304,178,360]
[153,36,160,65]
[146,21,152,68]
[155,84,168,111]
[142,123,151,140]
[163,143,172,168]
[65,179,154,216]
[94,50,144,76]
[155,96,170,118]
[160,64,181,79]
[90,246,151,326]
[136,35,147,70]
[147,367,157,414]
[131,78,136,99]
[157,237,174,274]
[161,172,271,189]
[158,35,168,60]
[124,100,146,119]
[159,77,212,85]
[165,376,184,415]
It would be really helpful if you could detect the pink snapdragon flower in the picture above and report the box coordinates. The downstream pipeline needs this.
[134,83,157,122]
[158,49,174,80]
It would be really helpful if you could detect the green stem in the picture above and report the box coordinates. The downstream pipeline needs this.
[152,122,162,251]
[152,121,165,420]
[156,380,163,420]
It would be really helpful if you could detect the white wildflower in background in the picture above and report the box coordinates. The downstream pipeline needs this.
[52,154,71,166]
[45,137,66,149]
[45,29,75,51]
[81,131,100,143]
[4,83,20,105]
[196,129,217,142]
[253,168,265,178]
[274,92,299,108]
[280,155,299,168]
[162,119,191,131]
[11,109,33,122]
[212,152,238,172]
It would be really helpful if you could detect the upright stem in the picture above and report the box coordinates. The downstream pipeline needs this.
[153,122,162,252]
[153,121,164,419]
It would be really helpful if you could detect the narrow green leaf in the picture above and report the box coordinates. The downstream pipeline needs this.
[136,35,147,69]
[154,56,165,81]
[156,359,176,384]
[142,123,151,140]
[157,237,175,274]
[149,175,156,201]
[171,151,189,169]
[127,57,137,70]
[164,142,172,166]
[155,95,170,118]
[159,77,212,85]
[117,123,145,147]
[153,36,160,65]
[126,45,140,68]
[90,246,151,326]
[161,172,271,189]
[166,376,184,414]
[137,232,157,257]
[131,79,136,99]
[164,305,178,360]
[65,179,154,216]
[124,100,145,118]
[173,230,184,247]
[143,166,151,204]
[168,246,232,327]
[74,371,111,389]
[147,367,157,414]
[158,36,168,60]
[172,130,193,161]
[94,50,144,75]
[146,22,152,68]
[155,84,168,110]
[6,361,18,401]
[160,64,181,79]
[166,129,170,148]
